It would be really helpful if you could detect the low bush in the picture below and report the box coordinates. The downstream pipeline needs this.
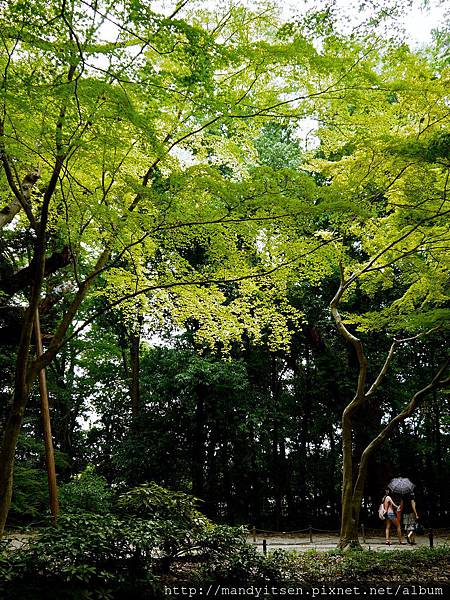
[0,483,248,597]
[198,544,450,586]
[59,466,113,514]
[9,465,49,523]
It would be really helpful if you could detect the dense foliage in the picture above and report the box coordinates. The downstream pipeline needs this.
[1,482,248,597]
[0,0,449,591]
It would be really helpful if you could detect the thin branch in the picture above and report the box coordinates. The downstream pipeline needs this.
[59,239,334,350]
[365,326,442,398]
[360,357,449,467]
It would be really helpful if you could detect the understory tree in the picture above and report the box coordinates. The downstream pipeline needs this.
[309,37,450,546]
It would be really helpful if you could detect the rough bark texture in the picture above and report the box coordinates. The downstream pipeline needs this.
[0,196,22,229]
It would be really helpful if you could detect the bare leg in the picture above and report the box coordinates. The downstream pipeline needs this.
[407,529,416,544]
[385,520,391,544]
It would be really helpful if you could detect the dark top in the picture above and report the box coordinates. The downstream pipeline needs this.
[403,493,415,514]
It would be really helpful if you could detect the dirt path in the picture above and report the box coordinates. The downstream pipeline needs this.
[249,530,450,552]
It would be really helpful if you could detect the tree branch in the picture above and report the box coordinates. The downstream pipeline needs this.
[0,246,71,297]
[352,357,450,506]
[0,123,40,230]
[330,262,368,401]
[365,326,442,398]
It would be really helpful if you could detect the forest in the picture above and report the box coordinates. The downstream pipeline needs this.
[0,0,449,597]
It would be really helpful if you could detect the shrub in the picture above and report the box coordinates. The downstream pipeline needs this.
[0,483,248,595]
[116,482,210,529]
[59,466,112,514]
[0,512,160,598]
[9,465,49,523]
[198,545,302,585]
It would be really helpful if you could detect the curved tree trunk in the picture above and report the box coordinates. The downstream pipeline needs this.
[330,263,449,549]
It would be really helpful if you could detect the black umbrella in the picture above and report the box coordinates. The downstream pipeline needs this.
[388,477,415,495]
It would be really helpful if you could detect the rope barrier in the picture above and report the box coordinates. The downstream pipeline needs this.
[252,527,339,534]
[252,526,449,535]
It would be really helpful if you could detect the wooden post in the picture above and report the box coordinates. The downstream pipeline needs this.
[309,525,313,543]
[428,529,434,548]
[262,539,267,555]
[252,526,256,543]
[361,523,366,543]
[34,309,59,525]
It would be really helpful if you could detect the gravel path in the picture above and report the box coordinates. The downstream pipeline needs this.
[249,530,450,552]
[5,530,449,553]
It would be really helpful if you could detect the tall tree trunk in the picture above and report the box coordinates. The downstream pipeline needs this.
[0,381,29,534]
[191,384,207,500]
[339,409,360,547]
[34,309,59,524]
[0,215,46,534]
[0,303,39,533]
[130,328,141,424]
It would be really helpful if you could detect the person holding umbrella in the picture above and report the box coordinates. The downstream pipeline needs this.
[388,477,418,544]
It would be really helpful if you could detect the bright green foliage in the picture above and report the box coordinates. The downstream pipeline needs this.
[308,39,450,334]
[0,0,392,354]
[1,2,448,345]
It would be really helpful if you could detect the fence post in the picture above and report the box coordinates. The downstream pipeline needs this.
[428,529,434,548]
[361,524,366,544]
[262,539,267,555]
[309,525,313,543]
[252,526,256,543]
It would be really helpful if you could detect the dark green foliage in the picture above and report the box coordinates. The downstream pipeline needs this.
[199,545,450,586]
[116,482,209,527]
[59,466,112,514]
[9,466,49,523]
[0,484,248,596]
[9,436,69,524]
[0,513,160,597]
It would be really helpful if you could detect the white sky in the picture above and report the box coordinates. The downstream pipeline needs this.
[97,0,446,46]
[276,0,446,46]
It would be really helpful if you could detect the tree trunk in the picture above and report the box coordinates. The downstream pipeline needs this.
[34,308,59,524]
[130,328,141,424]
[0,380,30,534]
[339,409,360,547]
[191,384,207,500]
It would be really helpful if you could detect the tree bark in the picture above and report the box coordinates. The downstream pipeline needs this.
[0,382,29,534]
[0,246,70,296]
[34,308,59,525]
[0,167,40,230]
[191,384,207,500]
[130,327,141,424]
